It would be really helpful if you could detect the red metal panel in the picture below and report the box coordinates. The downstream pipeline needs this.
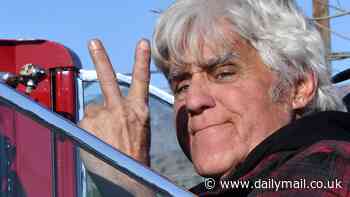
[14,40,74,108]
[54,69,77,197]
[0,106,15,143]
[0,105,16,194]
[0,40,55,197]
[54,69,76,120]
[0,39,79,197]
[0,40,76,108]
[15,111,53,196]
[0,45,15,72]
[15,40,74,69]
[0,105,53,197]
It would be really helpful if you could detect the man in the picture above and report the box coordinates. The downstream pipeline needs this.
[80,0,350,196]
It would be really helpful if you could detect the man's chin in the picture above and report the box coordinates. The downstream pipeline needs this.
[192,159,233,178]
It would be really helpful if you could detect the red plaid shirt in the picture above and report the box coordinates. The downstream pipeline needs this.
[190,112,350,196]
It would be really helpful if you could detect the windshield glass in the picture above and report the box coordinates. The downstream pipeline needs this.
[0,82,193,197]
[82,80,202,189]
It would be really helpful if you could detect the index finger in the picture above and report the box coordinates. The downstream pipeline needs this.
[88,39,121,106]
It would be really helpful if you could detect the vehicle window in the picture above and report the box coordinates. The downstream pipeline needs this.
[0,101,171,197]
[80,148,171,197]
[0,123,9,196]
[83,81,202,190]
[0,103,54,197]
[0,82,193,197]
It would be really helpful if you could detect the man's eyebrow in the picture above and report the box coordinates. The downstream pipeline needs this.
[202,52,239,68]
[168,67,190,82]
[168,52,239,81]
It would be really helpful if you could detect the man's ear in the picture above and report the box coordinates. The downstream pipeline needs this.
[292,71,317,110]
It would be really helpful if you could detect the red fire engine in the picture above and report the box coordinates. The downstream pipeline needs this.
[0,39,349,197]
[0,39,197,197]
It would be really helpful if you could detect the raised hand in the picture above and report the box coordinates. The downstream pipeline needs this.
[79,39,151,166]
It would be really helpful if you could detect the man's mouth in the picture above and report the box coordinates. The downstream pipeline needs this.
[190,122,229,135]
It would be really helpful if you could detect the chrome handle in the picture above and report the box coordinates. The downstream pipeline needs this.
[0,64,46,93]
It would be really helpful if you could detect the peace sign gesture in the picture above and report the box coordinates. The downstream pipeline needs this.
[79,39,151,166]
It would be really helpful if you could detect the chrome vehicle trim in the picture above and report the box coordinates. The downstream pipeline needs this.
[76,78,87,197]
[79,69,174,105]
[77,78,85,121]
[0,82,192,196]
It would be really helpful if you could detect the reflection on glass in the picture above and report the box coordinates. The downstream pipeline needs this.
[80,148,169,197]
[83,81,202,190]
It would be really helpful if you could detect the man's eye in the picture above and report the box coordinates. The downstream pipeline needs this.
[174,84,190,95]
[214,71,236,81]
[209,64,238,82]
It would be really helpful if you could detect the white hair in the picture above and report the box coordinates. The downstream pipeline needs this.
[151,0,346,114]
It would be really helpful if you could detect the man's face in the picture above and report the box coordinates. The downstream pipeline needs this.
[170,34,294,178]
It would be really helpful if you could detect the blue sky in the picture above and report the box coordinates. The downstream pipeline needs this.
[1,0,349,89]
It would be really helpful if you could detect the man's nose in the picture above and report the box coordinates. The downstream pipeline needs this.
[185,77,215,115]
